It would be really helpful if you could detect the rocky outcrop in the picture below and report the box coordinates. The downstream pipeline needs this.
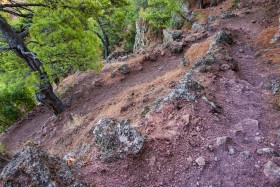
[0,146,83,187]
[105,50,130,63]
[133,18,149,54]
[163,29,184,53]
[163,29,183,46]
[160,30,236,106]
[92,118,144,162]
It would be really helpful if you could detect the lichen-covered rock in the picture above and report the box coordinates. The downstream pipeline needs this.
[93,118,144,162]
[0,146,83,187]
[106,50,130,63]
[221,13,237,19]
[210,31,234,49]
[170,42,184,53]
[163,71,204,102]
[118,63,130,74]
[134,18,149,53]
[163,29,183,46]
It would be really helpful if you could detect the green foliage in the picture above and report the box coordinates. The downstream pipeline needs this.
[0,0,191,131]
[0,0,105,131]
[0,51,36,131]
[139,0,181,30]
[29,0,103,78]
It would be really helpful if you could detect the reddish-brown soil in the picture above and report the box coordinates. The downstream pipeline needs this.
[1,0,280,186]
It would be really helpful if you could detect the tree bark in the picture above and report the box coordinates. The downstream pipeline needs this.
[97,19,110,59]
[0,15,65,115]
[199,0,204,9]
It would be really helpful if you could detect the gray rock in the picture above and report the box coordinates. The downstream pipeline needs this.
[192,22,204,31]
[179,57,187,66]
[0,146,83,187]
[163,29,183,46]
[208,15,217,22]
[195,156,206,166]
[263,161,280,180]
[92,118,144,162]
[207,144,215,152]
[170,42,184,53]
[240,151,252,159]
[221,13,237,19]
[163,71,204,102]
[257,148,275,155]
[271,80,280,95]
[276,129,280,137]
[118,63,130,74]
[216,136,232,146]
[210,31,234,48]
[234,118,259,134]
[228,146,235,155]
[106,50,129,63]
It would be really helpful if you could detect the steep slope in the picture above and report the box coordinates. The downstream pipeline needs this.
[0,0,280,186]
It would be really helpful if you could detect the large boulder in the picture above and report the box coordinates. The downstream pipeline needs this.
[0,146,83,187]
[163,29,183,47]
[92,118,144,162]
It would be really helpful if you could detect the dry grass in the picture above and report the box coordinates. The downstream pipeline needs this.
[65,114,85,131]
[194,9,209,24]
[259,48,280,65]
[185,39,211,66]
[94,68,185,124]
[256,26,280,48]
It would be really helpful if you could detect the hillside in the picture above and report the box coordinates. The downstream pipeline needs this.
[0,0,280,186]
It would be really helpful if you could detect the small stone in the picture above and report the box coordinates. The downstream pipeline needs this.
[94,79,103,87]
[195,156,206,166]
[228,146,235,155]
[276,130,280,137]
[216,136,231,146]
[240,151,252,159]
[207,144,214,152]
[263,161,280,181]
[257,148,275,155]
[251,20,256,23]
[220,64,231,71]
[255,136,262,142]
[221,13,237,19]
[214,157,218,162]
[118,63,130,74]
[180,57,187,66]
[239,49,244,53]
[187,156,193,164]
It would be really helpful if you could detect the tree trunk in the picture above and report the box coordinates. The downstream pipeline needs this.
[199,0,204,9]
[97,19,110,59]
[0,15,65,115]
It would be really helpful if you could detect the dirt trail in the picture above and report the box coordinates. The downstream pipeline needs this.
[0,49,184,153]
[81,8,280,187]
